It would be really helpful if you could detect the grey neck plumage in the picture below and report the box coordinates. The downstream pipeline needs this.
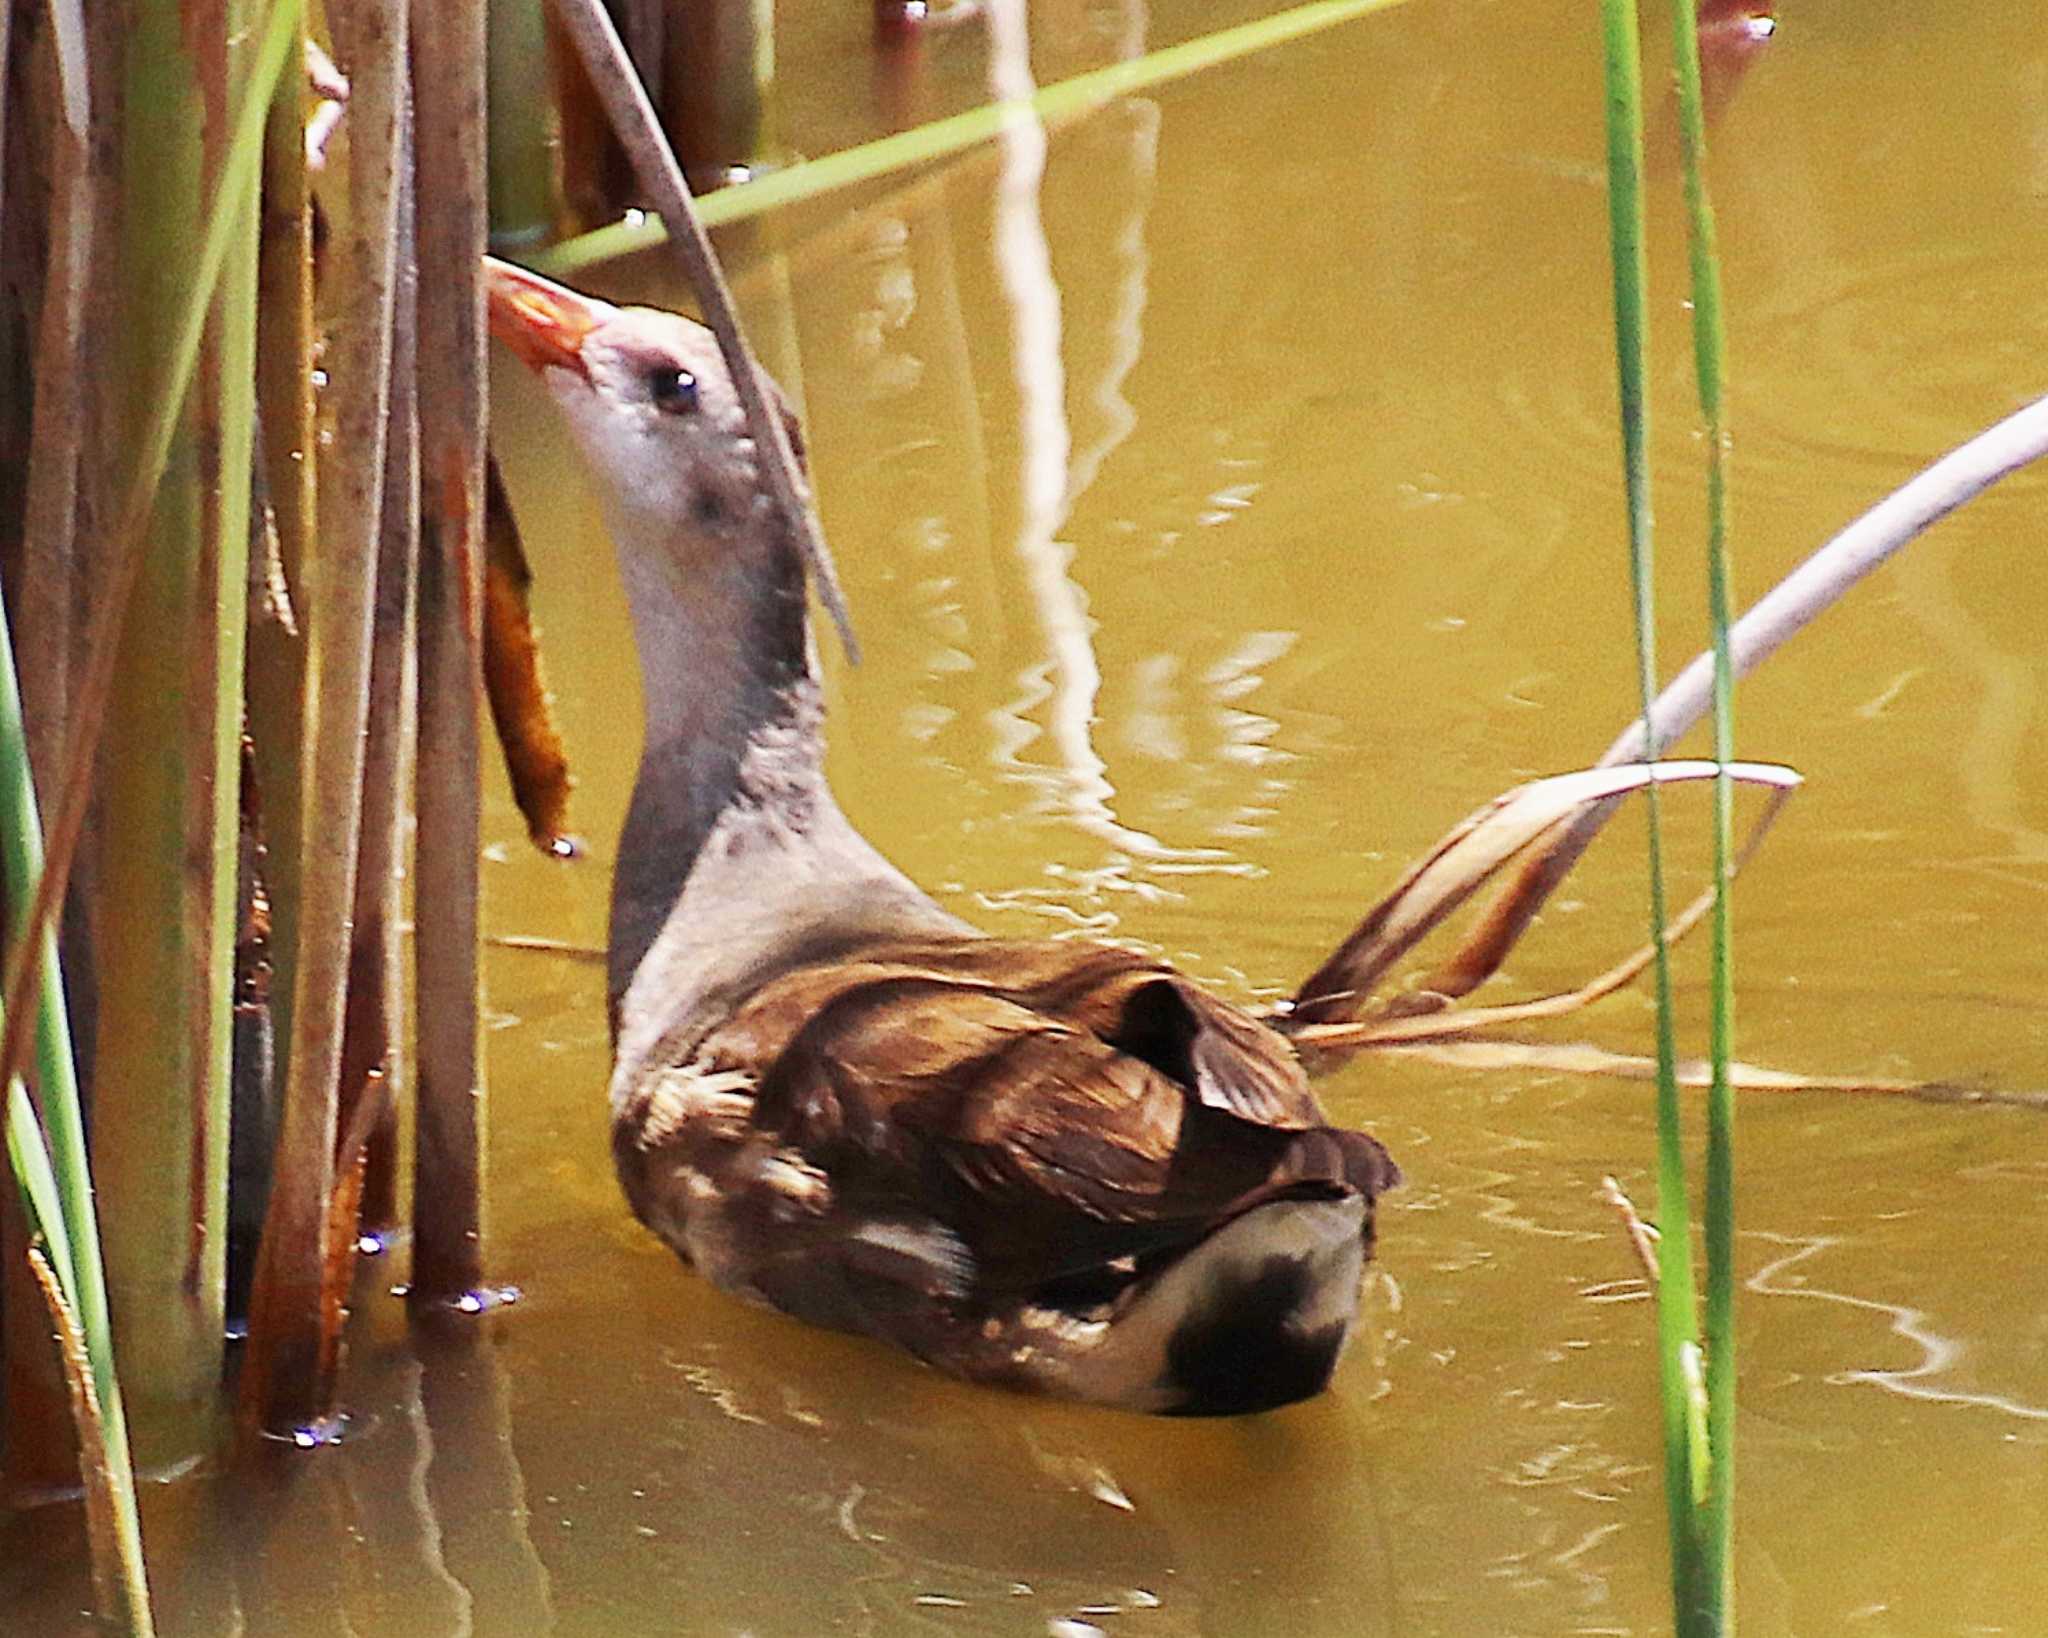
[604,510,968,1095]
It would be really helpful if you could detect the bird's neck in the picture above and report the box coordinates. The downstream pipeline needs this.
[606,518,966,1083]
[609,524,820,1009]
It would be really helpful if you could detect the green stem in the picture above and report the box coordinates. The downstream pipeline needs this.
[1596,0,1711,1627]
[1669,0,1737,1622]
[0,524,148,1632]
[532,0,1413,276]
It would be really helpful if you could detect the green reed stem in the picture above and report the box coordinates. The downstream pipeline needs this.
[487,0,556,245]
[531,0,1413,277]
[1669,0,1737,1620]
[1597,0,1715,1629]
[0,552,150,1631]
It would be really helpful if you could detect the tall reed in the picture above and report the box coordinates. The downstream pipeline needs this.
[239,0,407,1439]
[410,0,495,1310]
[88,0,266,1464]
[1597,1,1737,1630]
[1667,0,1739,1604]
[0,0,495,1607]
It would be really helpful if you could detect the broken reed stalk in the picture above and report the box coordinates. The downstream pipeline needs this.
[1669,0,1738,1607]
[546,0,860,663]
[482,457,578,856]
[23,1245,153,1634]
[1601,1175,1661,1284]
[240,0,406,1439]
[409,0,494,1308]
[1283,764,1801,1062]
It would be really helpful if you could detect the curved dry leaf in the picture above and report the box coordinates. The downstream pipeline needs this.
[1291,771,1801,1056]
[482,454,580,858]
[1287,759,1800,1032]
[24,1245,144,1633]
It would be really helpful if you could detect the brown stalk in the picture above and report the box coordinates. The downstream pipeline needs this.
[1600,1175,1661,1285]
[482,455,579,857]
[16,0,90,797]
[240,0,407,1440]
[547,0,860,663]
[620,0,666,109]
[409,0,492,1307]
[24,1245,153,1635]
[246,3,319,1085]
[352,109,422,1247]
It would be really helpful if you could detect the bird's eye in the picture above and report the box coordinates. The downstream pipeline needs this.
[647,366,698,414]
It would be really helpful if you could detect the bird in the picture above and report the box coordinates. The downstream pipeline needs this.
[483,258,1399,1415]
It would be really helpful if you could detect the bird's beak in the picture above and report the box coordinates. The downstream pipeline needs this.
[483,257,614,381]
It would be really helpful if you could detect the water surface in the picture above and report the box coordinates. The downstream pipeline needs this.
[9,1,2048,1632]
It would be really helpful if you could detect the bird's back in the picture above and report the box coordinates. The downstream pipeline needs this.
[612,934,1398,1413]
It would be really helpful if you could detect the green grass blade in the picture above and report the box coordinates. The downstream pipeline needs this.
[1596,0,1712,1627]
[532,0,1411,277]
[1669,0,1738,1619]
[0,506,149,1633]
[0,537,109,1397]
[6,1079,79,1305]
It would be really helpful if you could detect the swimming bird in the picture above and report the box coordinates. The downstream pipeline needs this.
[484,259,1398,1415]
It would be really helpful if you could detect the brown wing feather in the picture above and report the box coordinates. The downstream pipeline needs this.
[685,938,1396,1292]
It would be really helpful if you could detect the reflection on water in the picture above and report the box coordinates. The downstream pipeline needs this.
[1749,1234,2048,1425]
[10,0,2048,1633]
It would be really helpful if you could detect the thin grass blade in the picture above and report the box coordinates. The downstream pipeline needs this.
[1596,0,1712,1624]
[0,498,148,1619]
[531,0,1414,276]
[1669,0,1739,1613]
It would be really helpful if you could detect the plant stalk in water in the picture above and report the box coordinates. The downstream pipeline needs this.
[1668,0,1739,1613]
[411,0,494,1308]
[240,0,407,1439]
[1596,0,1721,1628]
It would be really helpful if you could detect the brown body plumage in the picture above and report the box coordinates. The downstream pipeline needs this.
[486,259,1397,1414]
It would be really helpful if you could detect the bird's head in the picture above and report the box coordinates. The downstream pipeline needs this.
[484,258,804,575]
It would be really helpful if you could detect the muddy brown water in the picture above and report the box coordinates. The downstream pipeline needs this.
[8,1,2048,1632]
